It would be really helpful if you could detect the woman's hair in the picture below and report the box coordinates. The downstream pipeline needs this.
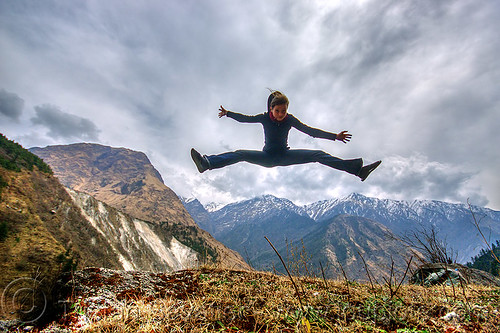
[267,90,289,111]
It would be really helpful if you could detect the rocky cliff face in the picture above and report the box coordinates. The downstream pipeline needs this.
[30,143,248,270]
[67,189,198,272]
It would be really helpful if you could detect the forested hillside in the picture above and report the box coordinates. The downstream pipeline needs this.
[467,240,500,276]
[0,133,52,174]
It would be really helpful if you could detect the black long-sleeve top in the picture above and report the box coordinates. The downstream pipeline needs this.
[226,111,337,153]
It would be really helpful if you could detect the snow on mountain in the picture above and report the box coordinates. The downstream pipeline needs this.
[183,194,304,216]
[204,202,227,212]
[307,194,500,263]
[305,193,421,232]
[219,194,305,215]
[180,197,197,204]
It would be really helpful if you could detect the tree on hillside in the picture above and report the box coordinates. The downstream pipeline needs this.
[0,133,52,174]
[467,240,500,276]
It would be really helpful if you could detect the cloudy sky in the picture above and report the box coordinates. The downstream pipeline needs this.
[1,0,499,210]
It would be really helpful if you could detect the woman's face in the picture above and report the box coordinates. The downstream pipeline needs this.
[271,104,288,121]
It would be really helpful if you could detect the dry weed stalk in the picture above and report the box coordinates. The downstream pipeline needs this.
[318,261,329,293]
[357,250,377,296]
[337,259,351,300]
[381,256,413,300]
[264,236,305,311]
[468,199,500,266]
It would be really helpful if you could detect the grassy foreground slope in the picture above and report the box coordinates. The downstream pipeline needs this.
[50,268,499,333]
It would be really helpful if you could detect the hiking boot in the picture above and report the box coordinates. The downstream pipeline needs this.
[358,160,381,181]
[191,148,210,173]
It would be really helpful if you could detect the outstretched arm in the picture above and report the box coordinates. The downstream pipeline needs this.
[291,116,352,143]
[218,105,263,123]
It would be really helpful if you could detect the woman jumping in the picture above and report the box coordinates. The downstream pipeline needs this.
[191,90,381,181]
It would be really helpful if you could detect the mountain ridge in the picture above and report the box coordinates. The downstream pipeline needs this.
[30,143,185,226]
[198,192,498,222]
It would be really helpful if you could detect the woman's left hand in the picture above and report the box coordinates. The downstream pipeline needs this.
[218,106,229,118]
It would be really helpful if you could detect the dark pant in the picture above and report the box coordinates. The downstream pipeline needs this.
[206,149,362,175]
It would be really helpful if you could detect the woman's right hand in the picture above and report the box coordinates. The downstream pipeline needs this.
[218,105,229,118]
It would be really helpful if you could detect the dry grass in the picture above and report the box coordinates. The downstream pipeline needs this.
[76,268,499,333]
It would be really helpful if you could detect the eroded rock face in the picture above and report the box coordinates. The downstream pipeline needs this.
[67,189,198,272]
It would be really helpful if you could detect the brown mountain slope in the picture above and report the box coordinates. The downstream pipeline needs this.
[30,143,249,270]
[305,215,417,281]
[30,143,192,226]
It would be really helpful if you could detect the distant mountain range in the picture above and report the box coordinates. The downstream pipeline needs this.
[181,193,500,280]
[303,193,500,263]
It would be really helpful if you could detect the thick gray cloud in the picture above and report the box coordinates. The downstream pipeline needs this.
[0,89,24,121]
[31,104,100,141]
[1,0,499,209]
[367,154,487,205]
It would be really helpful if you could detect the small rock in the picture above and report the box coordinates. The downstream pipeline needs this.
[441,311,459,322]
